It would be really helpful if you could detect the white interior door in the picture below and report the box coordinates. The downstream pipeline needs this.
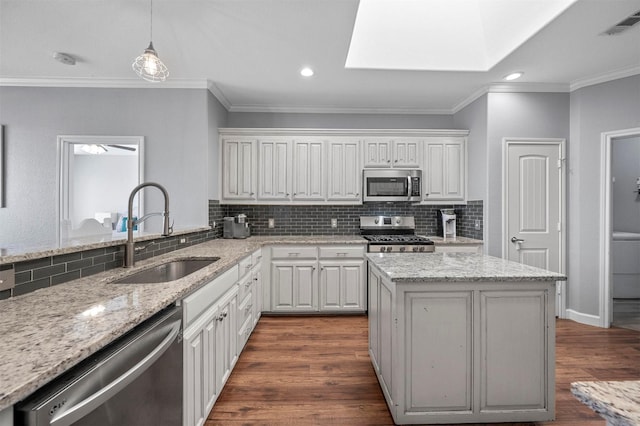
[504,139,565,315]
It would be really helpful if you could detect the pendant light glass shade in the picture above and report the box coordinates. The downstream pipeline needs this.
[132,0,169,82]
[132,42,169,82]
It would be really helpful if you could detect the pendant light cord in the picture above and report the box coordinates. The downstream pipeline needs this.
[150,0,153,41]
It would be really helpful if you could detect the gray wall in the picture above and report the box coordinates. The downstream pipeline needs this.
[207,91,228,200]
[453,95,488,202]
[227,112,456,129]
[0,87,212,247]
[485,92,570,257]
[568,75,640,316]
[612,136,640,233]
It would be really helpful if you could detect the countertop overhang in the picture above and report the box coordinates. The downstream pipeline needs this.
[367,252,566,282]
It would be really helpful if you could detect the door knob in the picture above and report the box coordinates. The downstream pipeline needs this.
[511,237,525,243]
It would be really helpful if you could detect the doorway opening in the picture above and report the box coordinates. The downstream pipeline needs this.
[600,127,640,330]
[56,135,144,243]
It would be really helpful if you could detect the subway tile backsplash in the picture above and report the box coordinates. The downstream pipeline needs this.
[3,199,482,300]
[223,200,483,240]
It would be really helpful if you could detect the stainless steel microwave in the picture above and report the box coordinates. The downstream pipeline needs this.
[363,169,422,202]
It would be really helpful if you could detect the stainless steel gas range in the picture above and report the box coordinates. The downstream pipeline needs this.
[360,216,435,253]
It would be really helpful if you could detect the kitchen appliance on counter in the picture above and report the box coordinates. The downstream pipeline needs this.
[15,304,183,426]
[360,216,434,253]
[362,169,422,202]
[223,214,251,239]
[441,209,456,238]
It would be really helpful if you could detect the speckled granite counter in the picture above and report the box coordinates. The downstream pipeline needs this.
[425,236,483,245]
[0,236,365,411]
[0,226,211,264]
[366,252,566,282]
[572,381,640,426]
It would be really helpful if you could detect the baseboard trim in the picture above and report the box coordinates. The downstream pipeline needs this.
[566,309,604,328]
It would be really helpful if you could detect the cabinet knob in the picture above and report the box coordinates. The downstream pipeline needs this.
[387,160,391,163]
[250,192,254,196]
[394,159,398,163]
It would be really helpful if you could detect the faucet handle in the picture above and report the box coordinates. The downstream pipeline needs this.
[168,220,174,235]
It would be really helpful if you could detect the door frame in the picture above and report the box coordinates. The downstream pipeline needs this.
[599,127,640,328]
[502,137,567,317]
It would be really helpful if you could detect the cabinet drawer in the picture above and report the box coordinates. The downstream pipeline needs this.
[319,246,365,259]
[237,270,254,302]
[237,313,253,353]
[271,246,317,259]
[238,255,253,278]
[251,249,263,265]
[183,265,238,328]
[237,291,254,328]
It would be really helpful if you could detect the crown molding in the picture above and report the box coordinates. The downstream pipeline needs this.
[570,65,640,91]
[0,77,209,90]
[219,127,469,137]
[227,104,453,115]
[452,82,570,113]
[206,81,232,110]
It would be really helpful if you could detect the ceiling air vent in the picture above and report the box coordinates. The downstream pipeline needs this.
[602,9,640,35]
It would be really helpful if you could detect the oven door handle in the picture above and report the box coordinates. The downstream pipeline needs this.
[50,319,181,426]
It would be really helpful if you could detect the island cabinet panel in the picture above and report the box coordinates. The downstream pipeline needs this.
[368,262,556,425]
[480,290,548,412]
[405,292,473,413]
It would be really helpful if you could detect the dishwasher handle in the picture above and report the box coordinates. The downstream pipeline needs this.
[50,319,181,426]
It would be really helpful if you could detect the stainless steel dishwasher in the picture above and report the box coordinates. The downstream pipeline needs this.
[15,304,183,426]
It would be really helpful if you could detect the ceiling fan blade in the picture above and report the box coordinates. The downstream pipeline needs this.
[106,144,137,151]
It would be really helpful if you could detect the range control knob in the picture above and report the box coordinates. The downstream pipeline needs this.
[386,246,393,252]
[395,218,401,225]
[374,218,380,224]
[379,246,386,252]
[399,247,406,252]
[412,246,419,252]
[419,246,425,252]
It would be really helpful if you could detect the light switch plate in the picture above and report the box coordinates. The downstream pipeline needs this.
[331,218,338,228]
[0,268,15,292]
[268,218,275,228]
[475,220,481,230]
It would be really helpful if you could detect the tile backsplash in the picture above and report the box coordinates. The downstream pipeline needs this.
[222,200,483,240]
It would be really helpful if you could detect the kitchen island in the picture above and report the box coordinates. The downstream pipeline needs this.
[367,252,566,425]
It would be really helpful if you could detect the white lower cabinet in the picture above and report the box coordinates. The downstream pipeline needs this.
[183,250,264,426]
[368,264,555,424]
[268,245,366,313]
[183,284,238,426]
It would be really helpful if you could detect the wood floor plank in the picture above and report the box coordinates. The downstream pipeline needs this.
[208,315,640,425]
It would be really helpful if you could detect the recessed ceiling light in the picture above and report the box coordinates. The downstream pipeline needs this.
[504,72,524,81]
[300,67,314,77]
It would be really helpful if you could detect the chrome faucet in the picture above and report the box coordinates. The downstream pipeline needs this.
[124,182,173,268]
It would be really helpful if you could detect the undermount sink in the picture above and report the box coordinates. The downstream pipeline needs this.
[111,258,220,284]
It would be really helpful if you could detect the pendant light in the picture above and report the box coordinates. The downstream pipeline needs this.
[132,0,169,82]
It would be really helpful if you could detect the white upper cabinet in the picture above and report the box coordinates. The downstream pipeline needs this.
[258,139,292,201]
[219,129,468,205]
[423,137,466,202]
[327,139,361,202]
[363,138,421,168]
[292,139,325,201]
[221,138,257,200]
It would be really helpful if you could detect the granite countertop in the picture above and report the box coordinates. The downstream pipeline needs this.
[367,252,567,282]
[424,236,483,245]
[0,235,365,411]
[0,226,212,265]
[571,381,640,426]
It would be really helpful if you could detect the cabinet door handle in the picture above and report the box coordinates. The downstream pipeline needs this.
[336,252,347,257]
[288,253,300,256]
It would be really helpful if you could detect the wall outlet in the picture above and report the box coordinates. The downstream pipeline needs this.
[268,218,275,228]
[331,218,338,228]
[179,238,186,244]
[474,220,481,230]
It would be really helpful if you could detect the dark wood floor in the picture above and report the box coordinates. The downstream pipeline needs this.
[207,315,640,426]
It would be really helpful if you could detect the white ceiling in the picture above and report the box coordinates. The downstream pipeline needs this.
[1,0,639,114]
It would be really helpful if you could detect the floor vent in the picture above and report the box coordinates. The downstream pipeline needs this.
[602,9,640,35]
